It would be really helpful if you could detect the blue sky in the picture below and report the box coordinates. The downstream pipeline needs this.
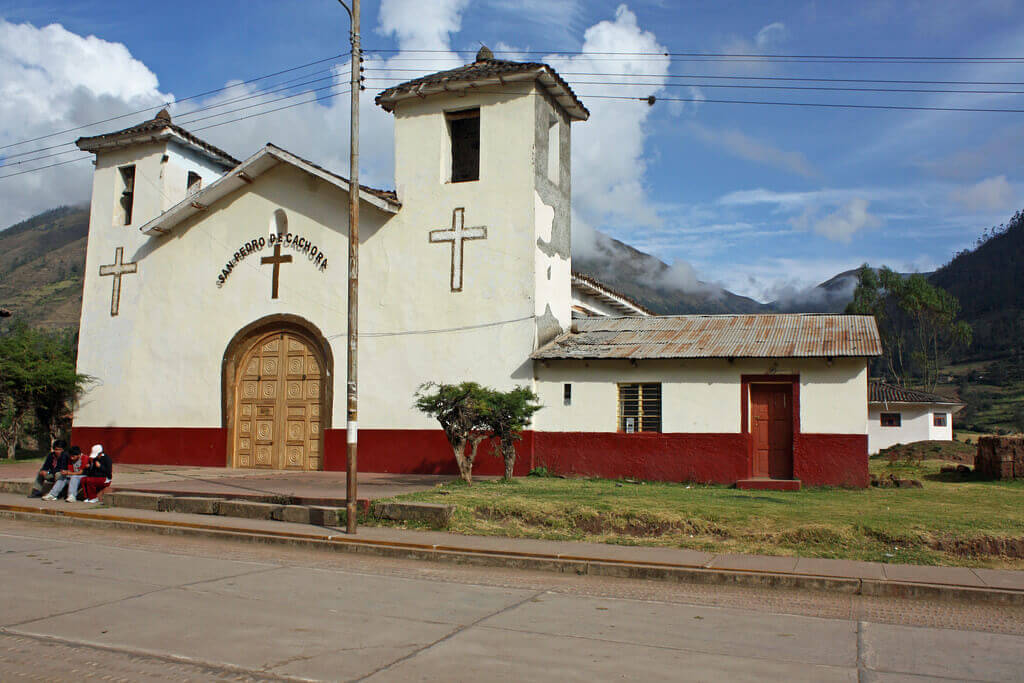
[1,1,1022,301]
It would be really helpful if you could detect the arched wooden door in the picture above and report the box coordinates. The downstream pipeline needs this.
[232,330,324,470]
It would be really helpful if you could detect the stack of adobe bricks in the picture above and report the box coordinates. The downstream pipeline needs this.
[975,436,1024,479]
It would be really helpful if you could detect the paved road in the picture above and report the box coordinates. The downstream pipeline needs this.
[0,519,1021,681]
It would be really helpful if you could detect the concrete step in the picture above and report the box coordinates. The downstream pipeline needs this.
[736,478,802,492]
[104,490,453,528]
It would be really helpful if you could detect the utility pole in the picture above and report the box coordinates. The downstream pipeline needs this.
[338,0,360,534]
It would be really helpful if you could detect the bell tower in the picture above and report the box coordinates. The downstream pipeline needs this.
[375,46,589,347]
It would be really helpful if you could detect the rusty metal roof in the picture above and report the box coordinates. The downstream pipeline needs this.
[532,314,882,360]
[869,381,962,405]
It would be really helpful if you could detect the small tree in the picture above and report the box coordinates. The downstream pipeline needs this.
[0,322,91,459]
[482,386,541,481]
[414,382,490,485]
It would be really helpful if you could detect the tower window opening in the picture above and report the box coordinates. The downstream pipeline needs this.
[447,108,480,183]
[118,165,136,225]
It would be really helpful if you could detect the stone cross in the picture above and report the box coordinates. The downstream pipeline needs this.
[98,246,138,317]
[260,243,293,299]
[429,207,487,292]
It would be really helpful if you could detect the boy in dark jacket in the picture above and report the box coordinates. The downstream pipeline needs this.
[44,446,85,501]
[29,440,68,498]
[82,444,113,503]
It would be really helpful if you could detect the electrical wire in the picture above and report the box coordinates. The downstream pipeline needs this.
[0,52,350,152]
[364,47,1024,63]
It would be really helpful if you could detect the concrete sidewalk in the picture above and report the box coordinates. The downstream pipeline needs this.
[1,491,1022,606]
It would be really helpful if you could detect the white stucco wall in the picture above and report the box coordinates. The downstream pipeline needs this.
[162,142,232,211]
[533,357,868,434]
[867,403,960,453]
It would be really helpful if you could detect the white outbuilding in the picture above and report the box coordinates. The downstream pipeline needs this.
[868,381,965,454]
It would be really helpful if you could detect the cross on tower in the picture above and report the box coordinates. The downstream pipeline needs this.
[429,207,487,292]
[98,246,138,317]
[260,243,293,299]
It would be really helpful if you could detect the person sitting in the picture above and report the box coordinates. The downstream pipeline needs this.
[82,445,113,503]
[29,440,68,498]
[43,446,86,502]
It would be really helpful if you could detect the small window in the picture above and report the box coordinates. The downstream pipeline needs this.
[118,165,136,225]
[880,413,901,427]
[447,108,480,182]
[187,171,202,195]
[619,383,661,433]
[563,383,572,406]
[933,413,947,427]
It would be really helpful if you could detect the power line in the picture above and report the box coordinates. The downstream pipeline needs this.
[364,47,1024,63]
[3,68,348,167]
[367,67,1024,87]
[0,87,351,181]
[0,52,350,152]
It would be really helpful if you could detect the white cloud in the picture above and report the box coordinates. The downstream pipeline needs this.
[0,20,172,222]
[791,198,882,243]
[950,175,1016,211]
[543,4,671,258]
[755,22,788,48]
[375,0,469,51]
[688,122,818,179]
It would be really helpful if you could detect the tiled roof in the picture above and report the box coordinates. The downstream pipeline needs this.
[375,46,589,121]
[76,109,240,166]
[532,314,882,360]
[869,381,963,405]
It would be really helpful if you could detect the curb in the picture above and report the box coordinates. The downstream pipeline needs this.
[1,503,1021,606]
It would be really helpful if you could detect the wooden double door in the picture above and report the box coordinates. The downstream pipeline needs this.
[233,331,323,470]
[750,384,793,480]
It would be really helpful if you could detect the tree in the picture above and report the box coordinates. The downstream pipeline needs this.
[414,382,491,485]
[0,321,91,459]
[846,265,971,390]
[481,386,542,481]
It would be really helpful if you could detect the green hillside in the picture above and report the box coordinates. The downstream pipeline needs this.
[0,205,89,330]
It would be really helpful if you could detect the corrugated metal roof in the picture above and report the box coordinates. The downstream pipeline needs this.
[869,381,963,405]
[532,314,882,360]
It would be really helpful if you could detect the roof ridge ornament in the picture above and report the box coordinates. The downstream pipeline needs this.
[475,45,494,62]
[155,108,171,122]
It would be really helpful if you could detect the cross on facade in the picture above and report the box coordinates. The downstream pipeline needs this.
[260,243,293,299]
[429,207,487,292]
[98,246,138,317]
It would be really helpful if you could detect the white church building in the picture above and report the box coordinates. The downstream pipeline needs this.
[71,49,881,489]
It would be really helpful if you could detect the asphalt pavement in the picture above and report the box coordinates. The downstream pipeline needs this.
[1,518,1022,682]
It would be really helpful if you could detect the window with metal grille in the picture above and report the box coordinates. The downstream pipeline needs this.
[618,383,661,433]
[933,412,947,427]
[446,108,480,182]
[880,412,901,427]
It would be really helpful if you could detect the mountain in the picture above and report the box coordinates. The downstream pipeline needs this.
[929,210,1024,361]
[767,269,860,314]
[573,233,767,314]
[0,205,89,329]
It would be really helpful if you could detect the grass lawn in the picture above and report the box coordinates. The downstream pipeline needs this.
[375,457,1024,569]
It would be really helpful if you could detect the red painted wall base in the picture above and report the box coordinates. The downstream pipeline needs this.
[68,426,868,488]
[71,426,227,468]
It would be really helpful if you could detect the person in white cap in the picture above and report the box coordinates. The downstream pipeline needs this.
[82,444,113,503]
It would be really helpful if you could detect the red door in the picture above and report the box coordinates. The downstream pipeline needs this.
[750,385,793,479]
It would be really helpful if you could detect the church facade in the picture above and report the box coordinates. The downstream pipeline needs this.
[71,50,881,488]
